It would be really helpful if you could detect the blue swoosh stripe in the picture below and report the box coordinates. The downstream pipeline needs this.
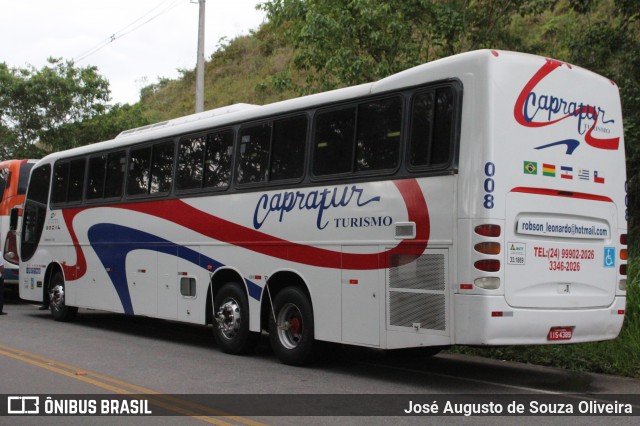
[534,139,580,155]
[88,223,262,315]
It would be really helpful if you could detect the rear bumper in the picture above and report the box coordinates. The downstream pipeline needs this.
[454,294,625,345]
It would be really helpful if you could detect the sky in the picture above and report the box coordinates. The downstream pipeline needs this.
[1,0,266,105]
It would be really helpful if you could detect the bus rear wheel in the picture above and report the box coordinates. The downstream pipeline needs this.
[213,283,258,354]
[49,272,77,322]
[269,287,318,366]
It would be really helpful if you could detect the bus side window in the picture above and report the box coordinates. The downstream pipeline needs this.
[355,97,402,172]
[150,141,175,194]
[63,158,86,204]
[177,135,206,191]
[87,155,107,200]
[52,162,70,204]
[237,123,272,184]
[270,115,307,181]
[128,146,152,196]
[313,107,356,176]
[410,87,454,168]
[104,151,126,199]
[204,130,233,189]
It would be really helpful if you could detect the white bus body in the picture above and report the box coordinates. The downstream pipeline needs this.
[18,50,627,364]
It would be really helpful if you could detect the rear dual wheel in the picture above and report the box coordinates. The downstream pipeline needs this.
[269,287,319,366]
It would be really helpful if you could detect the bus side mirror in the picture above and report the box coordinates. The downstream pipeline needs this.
[9,207,19,231]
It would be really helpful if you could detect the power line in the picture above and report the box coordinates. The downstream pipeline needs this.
[74,0,185,63]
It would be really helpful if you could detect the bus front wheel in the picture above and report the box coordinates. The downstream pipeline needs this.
[213,283,258,354]
[269,287,318,366]
[49,272,78,322]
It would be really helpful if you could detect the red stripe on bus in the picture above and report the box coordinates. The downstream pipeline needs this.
[62,179,430,278]
[511,187,613,202]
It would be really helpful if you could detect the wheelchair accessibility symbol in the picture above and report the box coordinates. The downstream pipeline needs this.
[603,247,615,268]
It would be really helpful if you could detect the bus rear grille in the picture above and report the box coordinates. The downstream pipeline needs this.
[389,253,445,291]
[389,292,446,330]
[387,252,447,332]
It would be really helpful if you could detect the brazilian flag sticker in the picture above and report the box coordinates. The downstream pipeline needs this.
[523,161,537,175]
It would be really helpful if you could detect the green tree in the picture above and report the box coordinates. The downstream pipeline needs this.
[0,58,110,159]
[259,0,556,92]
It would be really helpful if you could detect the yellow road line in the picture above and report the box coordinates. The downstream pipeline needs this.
[0,343,267,426]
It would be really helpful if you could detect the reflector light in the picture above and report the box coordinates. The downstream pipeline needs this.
[618,310,625,315]
[491,311,503,317]
[619,279,627,291]
[474,277,500,289]
[620,234,627,245]
[620,249,628,260]
[620,264,627,276]
[474,259,500,272]
[460,284,473,290]
[474,242,501,255]
[474,224,501,237]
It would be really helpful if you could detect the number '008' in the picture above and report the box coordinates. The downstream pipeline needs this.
[484,162,495,209]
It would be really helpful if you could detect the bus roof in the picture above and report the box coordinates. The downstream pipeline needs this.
[35,49,614,165]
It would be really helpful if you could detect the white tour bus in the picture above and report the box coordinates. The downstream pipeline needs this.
[17,50,627,365]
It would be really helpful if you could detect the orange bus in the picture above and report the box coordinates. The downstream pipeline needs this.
[0,159,36,286]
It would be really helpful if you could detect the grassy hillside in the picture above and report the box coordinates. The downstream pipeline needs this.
[138,26,302,122]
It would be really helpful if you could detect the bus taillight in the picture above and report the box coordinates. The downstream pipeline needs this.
[474,259,500,273]
[474,224,501,237]
[619,233,627,290]
[620,264,627,276]
[474,242,501,255]
[3,230,19,265]
[620,249,628,261]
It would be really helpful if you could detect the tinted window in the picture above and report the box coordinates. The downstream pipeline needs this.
[150,141,174,194]
[67,159,86,203]
[22,164,50,260]
[18,162,34,195]
[51,162,69,204]
[128,142,174,196]
[28,164,51,205]
[271,115,306,181]
[177,135,206,191]
[127,146,151,196]
[238,123,271,184]
[87,155,107,200]
[104,151,125,199]
[204,130,233,189]
[313,107,355,176]
[355,98,402,172]
[410,87,455,168]
[313,98,401,176]
[0,168,8,202]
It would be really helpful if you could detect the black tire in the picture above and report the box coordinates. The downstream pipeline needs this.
[269,286,318,366]
[49,272,78,322]
[213,283,258,354]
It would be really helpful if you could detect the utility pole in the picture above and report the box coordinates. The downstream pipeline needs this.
[195,0,206,113]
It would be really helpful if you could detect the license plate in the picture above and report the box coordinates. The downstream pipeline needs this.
[548,327,573,341]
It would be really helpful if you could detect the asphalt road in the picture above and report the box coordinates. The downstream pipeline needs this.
[0,291,638,425]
